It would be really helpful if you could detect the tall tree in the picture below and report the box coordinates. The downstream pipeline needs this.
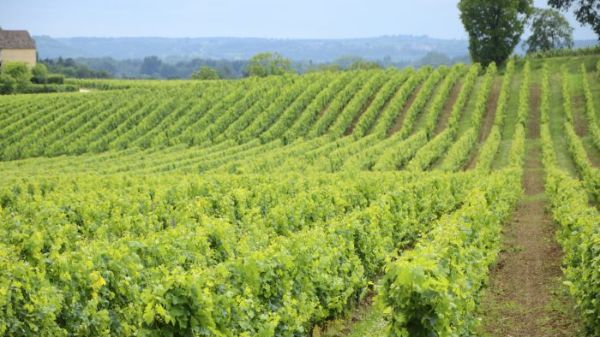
[191,66,220,80]
[526,8,574,53]
[140,56,162,76]
[247,52,293,77]
[459,0,533,65]
[549,0,600,38]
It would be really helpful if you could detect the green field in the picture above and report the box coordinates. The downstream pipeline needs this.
[0,55,598,337]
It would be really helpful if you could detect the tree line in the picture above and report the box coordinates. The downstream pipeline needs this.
[458,0,600,66]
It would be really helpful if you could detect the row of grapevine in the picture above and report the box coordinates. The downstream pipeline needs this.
[561,66,574,123]
[283,72,355,141]
[220,138,329,174]
[544,169,600,337]
[438,63,498,171]
[316,135,381,172]
[580,64,600,150]
[378,62,528,336]
[193,79,281,144]
[504,61,531,170]
[0,171,479,336]
[259,73,336,142]
[237,75,315,142]
[560,66,600,201]
[405,130,455,171]
[399,65,480,171]
[476,59,516,172]
[393,66,449,139]
[351,69,414,137]
[563,116,600,201]
[371,131,428,171]
[379,168,521,337]
[539,63,600,336]
[341,66,459,171]
[1,97,104,159]
[219,76,306,142]
[110,96,186,150]
[326,70,392,137]
[437,129,477,171]
[307,72,370,138]
[370,67,432,137]
[421,64,469,137]
[3,71,391,160]
[350,64,470,171]
[178,81,256,145]
[0,94,88,149]
[405,63,491,171]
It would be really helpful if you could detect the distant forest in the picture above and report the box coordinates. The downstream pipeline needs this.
[35,35,597,79]
[40,52,469,79]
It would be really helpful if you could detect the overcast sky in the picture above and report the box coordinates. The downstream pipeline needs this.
[0,0,596,40]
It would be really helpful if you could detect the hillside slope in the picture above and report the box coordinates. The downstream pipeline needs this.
[0,55,598,337]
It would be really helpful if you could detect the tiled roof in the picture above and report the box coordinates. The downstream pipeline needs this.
[0,30,36,49]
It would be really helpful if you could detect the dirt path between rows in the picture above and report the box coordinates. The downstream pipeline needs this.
[480,83,582,336]
[479,78,502,142]
[433,80,463,135]
[387,83,424,136]
[345,94,376,136]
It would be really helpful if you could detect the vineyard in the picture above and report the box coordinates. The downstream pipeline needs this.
[0,55,598,337]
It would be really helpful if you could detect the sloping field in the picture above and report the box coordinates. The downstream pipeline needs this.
[0,56,598,337]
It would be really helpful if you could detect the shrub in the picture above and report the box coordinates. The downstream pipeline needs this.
[47,74,65,84]
[191,66,220,80]
[20,84,78,94]
[0,73,17,94]
[1,62,31,90]
[31,64,49,84]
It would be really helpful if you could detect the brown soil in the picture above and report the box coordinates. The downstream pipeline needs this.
[433,80,463,135]
[528,85,541,139]
[480,78,502,142]
[482,138,580,336]
[387,83,423,135]
[481,80,582,336]
[317,105,330,119]
[345,94,376,136]
[464,147,479,171]
[312,292,375,337]
[481,193,579,337]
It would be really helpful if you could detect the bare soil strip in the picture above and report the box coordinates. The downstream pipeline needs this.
[528,85,541,138]
[433,80,463,135]
[345,94,377,136]
[480,78,502,141]
[480,82,582,337]
[387,82,424,135]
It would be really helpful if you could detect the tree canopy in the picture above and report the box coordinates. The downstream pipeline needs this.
[348,59,382,70]
[459,0,533,65]
[526,8,574,53]
[247,52,293,77]
[140,56,162,77]
[191,66,220,80]
[31,64,49,84]
[2,62,31,90]
[549,0,600,38]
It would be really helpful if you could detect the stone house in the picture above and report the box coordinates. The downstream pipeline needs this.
[0,30,37,67]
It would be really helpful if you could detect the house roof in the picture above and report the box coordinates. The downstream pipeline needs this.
[0,30,36,49]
